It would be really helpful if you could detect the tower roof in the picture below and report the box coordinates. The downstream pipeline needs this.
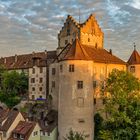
[127,49,140,65]
[61,38,91,60]
[58,39,126,65]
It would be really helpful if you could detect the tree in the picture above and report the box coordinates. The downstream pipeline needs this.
[2,71,28,95]
[94,113,103,140]
[98,70,140,140]
[0,70,28,108]
[64,129,87,140]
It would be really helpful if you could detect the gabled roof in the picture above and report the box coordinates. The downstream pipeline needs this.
[0,110,19,131]
[0,109,9,124]
[39,110,57,133]
[58,39,126,65]
[127,49,140,65]
[8,121,37,140]
[0,50,57,70]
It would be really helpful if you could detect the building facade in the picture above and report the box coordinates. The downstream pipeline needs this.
[1,13,139,140]
[127,46,140,80]
[50,14,126,140]
[0,51,57,100]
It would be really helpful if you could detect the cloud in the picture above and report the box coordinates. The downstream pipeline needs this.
[126,0,140,10]
[0,0,139,61]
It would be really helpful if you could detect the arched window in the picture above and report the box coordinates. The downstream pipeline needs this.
[95,43,98,49]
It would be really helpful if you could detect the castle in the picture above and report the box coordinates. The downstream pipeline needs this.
[0,14,140,140]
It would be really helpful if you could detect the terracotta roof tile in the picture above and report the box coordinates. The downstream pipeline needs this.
[8,121,36,140]
[127,50,140,65]
[0,110,19,131]
[58,39,126,65]
[0,109,9,123]
[0,51,57,70]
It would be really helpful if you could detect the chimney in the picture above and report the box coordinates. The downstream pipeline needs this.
[109,49,112,55]
[44,50,47,55]
[4,58,6,64]
[15,54,18,62]
[32,51,35,55]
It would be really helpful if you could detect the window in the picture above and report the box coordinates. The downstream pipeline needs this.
[40,131,45,136]
[39,78,43,83]
[31,78,35,83]
[52,81,55,88]
[32,95,35,100]
[40,96,42,98]
[69,64,74,72]
[20,134,24,139]
[93,81,97,88]
[130,66,135,73]
[77,98,84,107]
[33,131,38,136]
[40,67,43,73]
[32,68,35,74]
[77,81,83,89]
[13,133,17,138]
[95,43,98,49]
[88,38,90,42]
[39,87,42,91]
[60,65,63,72]
[65,40,68,45]
[52,68,56,75]
[78,118,85,123]
[94,98,96,105]
[32,87,35,91]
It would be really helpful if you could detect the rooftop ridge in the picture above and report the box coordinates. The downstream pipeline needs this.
[127,49,140,65]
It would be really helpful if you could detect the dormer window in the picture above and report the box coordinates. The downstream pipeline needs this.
[130,66,135,73]
[23,62,27,66]
[45,121,48,126]
[13,133,17,138]
[20,134,24,139]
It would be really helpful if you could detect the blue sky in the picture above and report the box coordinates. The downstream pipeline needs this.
[0,0,140,61]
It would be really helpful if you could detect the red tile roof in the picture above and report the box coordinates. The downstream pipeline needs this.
[8,121,36,140]
[127,50,140,65]
[0,110,19,132]
[0,51,57,70]
[58,39,126,65]
[0,109,9,124]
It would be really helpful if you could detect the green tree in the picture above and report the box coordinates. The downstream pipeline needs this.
[2,71,28,95]
[98,70,140,140]
[94,113,103,140]
[0,70,28,108]
[64,129,87,140]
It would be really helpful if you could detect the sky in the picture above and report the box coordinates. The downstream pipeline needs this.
[0,0,140,61]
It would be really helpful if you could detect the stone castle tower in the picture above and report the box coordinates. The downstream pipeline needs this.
[49,14,126,140]
[57,14,104,54]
